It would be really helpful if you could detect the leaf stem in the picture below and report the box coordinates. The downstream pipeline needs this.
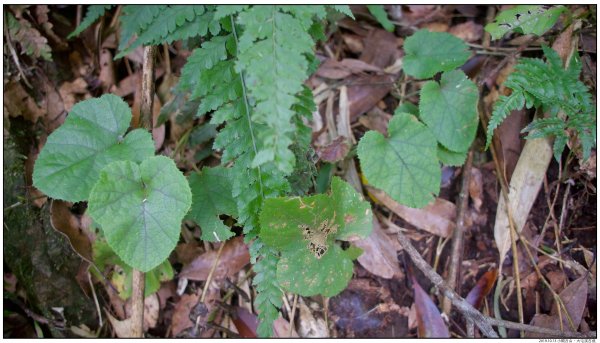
[230,15,265,199]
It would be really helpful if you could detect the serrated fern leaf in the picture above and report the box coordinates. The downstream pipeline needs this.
[117,5,166,52]
[68,5,113,39]
[251,243,283,337]
[115,5,210,59]
[486,45,596,160]
[486,91,526,148]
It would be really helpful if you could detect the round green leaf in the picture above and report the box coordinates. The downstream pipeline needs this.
[403,29,471,79]
[419,70,479,152]
[188,166,238,242]
[88,156,192,272]
[33,94,155,202]
[357,112,440,208]
[277,244,353,297]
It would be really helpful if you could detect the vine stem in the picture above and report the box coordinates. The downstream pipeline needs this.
[131,45,156,338]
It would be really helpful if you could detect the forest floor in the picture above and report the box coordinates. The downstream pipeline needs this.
[3,4,597,338]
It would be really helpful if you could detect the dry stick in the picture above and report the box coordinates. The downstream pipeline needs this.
[288,294,298,337]
[392,222,592,338]
[442,149,473,316]
[131,45,157,338]
[201,242,226,303]
[4,12,33,88]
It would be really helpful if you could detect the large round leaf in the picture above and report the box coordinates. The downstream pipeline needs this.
[403,29,470,79]
[88,156,192,272]
[357,113,440,208]
[33,94,155,202]
[419,70,479,152]
[330,177,373,241]
[277,244,354,297]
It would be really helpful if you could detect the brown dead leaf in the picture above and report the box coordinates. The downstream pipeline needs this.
[273,317,299,338]
[33,5,68,50]
[316,136,351,163]
[157,280,177,309]
[368,186,455,238]
[297,298,328,337]
[230,307,258,338]
[58,78,89,112]
[178,237,250,281]
[3,81,45,123]
[360,29,398,69]
[465,269,498,309]
[412,276,450,338]
[358,107,392,134]
[170,292,200,337]
[50,200,95,262]
[468,167,483,212]
[449,21,483,42]
[39,73,66,133]
[354,218,403,279]
[342,34,364,54]
[175,242,203,265]
[422,22,449,32]
[346,74,397,122]
[105,294,159,337]
[99,48,116,91]
[527,276,588,337]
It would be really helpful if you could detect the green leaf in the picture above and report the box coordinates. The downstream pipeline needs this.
[395,102,419,117]
[403,29,471,79]
[277,244,354,297]
[437,145,468,166]
[259,177,372,296]
[328,5,355,19]
[357,113,440,208]
[93,239,174,299]
[366,5,395,32]
[188,166,237,242]
[32,94,155,202]
[68,5,113,39]
[117,5,167,52]
[88,156,192,272]
[419,70,479,152]
[485,5,566,40]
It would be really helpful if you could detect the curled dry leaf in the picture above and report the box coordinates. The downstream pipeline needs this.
[316,136,351,163]
[465,269,498,309]
[342,34,364,54]
[367,186,455,238]
[412,276,450,338]
[58,77,90,112]
[230,306,258,338]
[178,237,250,282]
[175,242,203,265]
[3,81,45,123]
[358,107,392,135]
[49,200,95,261]
[354,218,403,279]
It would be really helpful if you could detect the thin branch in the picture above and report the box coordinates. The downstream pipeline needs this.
[140,46,157,130]
[391,221,593,338]
[443,149,473,315]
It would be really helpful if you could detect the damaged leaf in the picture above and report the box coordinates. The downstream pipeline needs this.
[485,5,565,40]
[259,177,372,296]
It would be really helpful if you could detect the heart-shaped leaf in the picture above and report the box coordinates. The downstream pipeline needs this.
[403,29,470,79]
[420,70,479,152]
[188,166,237,242]
[88,156,192,272]
[357,112,440,208]
[33,94,155,202]
[259,177,372,296]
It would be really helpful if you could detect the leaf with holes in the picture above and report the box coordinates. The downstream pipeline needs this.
[485,5,566,40]
[358,112,440,208]
[259,177,372,296]
[419,70,479,152]
[33,94,155,202]
[403,29,471,79]
[87,156,192,272]
[188,166,238,242]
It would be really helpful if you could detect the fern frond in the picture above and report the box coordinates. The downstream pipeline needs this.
[485,91,526,148]
[68,5,112,39]
[117,5,166,52]
[115,5,211,59]
[251,242,283,338]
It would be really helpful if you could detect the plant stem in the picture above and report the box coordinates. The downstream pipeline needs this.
[131,45,157,338]
[130,269,145,337]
